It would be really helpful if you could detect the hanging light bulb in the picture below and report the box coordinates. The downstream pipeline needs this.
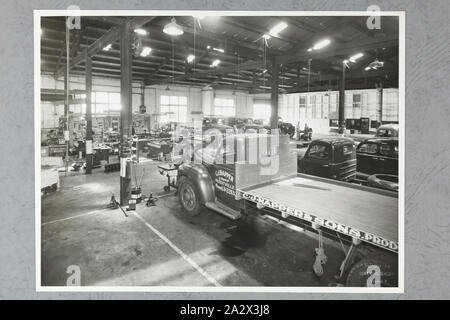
[163,17,184,36]
[187,54,196,63]
[210,59,221,67]
[140,47,152,57]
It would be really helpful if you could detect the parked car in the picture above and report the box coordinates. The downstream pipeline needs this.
[278,122,296,137]
[375,124,399,138]
[262,121,295,137]
[298,137,357,181]
[356,137,398,180]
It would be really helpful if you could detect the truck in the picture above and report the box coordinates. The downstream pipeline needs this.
[297,137,357,181]
[175,133,399,287]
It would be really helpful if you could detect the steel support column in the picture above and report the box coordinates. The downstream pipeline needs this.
[119,23,133,205]
[377,81,383,126]
[270,59,280,129]
[338,62,346,133]
[85,56,93,174]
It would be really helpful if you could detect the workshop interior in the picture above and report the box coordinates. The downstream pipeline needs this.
[39,13,401,288]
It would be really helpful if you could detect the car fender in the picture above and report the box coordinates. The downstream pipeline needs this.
[177,162,215,204]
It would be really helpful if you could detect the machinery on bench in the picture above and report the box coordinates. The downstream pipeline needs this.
[172,132,399,287]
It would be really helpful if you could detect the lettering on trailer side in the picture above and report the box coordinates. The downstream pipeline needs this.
[241,192,398,252]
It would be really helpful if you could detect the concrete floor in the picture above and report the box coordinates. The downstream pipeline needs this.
[41,160,346,287]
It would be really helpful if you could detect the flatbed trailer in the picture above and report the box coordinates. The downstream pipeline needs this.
[237,174,398,253]
[176,133,399,287]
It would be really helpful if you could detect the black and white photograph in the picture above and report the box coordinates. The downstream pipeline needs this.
[36,10,404,291]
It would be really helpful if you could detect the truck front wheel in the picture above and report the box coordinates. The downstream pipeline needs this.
[178,177,203,216]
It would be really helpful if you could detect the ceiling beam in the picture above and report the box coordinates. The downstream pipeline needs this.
[147,60,265,85]
[286,80,396,94]
[145,57,170,84]
[54,16,156,78]
[220,17,297,45]
[277,37,399,65]
[283,67,394,85]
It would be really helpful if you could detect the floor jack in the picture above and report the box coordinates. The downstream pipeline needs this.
[145,194,158,207]
[108,194,128,217]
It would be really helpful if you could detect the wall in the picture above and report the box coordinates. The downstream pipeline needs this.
[214,89,254,119]
[144,86,254,128]
[382,88,399,122]
[279,88,399,134]
[144,84,202,128]
[40,74,142,128]
[41,75,258,130]
[41,73,398,134]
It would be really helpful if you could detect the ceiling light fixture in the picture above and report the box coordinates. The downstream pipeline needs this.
[366,58,385,70]
[349,52,364,63]
[102,44,112,51]
[269,22,288,37]
[187,54,196,63]
[308,39,331,52]
[213,47,224,53]
[163,17,184,36]
[134,28,148,36]
[140,46,152,57]
[210,59,221,67]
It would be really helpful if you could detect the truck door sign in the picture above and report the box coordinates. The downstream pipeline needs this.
[241,192,398,253]
[214,169,235,196]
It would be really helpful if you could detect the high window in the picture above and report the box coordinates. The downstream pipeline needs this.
[214,98,235,117]
[160,95,188,123]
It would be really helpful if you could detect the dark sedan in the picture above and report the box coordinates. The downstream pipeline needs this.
[356,138,398,180]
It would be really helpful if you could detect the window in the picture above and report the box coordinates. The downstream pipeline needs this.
[329,119,339,127]
[307,144,331,160]
[329,93,338,118]
[109,93,121,111]
[253,103,271,124]
[299,96,306,108]
[311,96,317,119]
[376,128,398,137]
[338,144,356,161]
[380,143,398,158]
[358,143,378,154]
[343,145,354,155]
[353,93,361,108]
[160,95,188,123]
[214,98,235,117]
[91,92,122,115]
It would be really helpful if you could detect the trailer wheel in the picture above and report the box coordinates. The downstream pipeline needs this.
[178,177,203,216]
[346,256,398,287]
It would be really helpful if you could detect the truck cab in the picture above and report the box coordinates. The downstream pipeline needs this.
[298,137,356,181]
[177,133,294,218]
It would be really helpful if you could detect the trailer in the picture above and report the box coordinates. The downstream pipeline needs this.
[176,133,399,287]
